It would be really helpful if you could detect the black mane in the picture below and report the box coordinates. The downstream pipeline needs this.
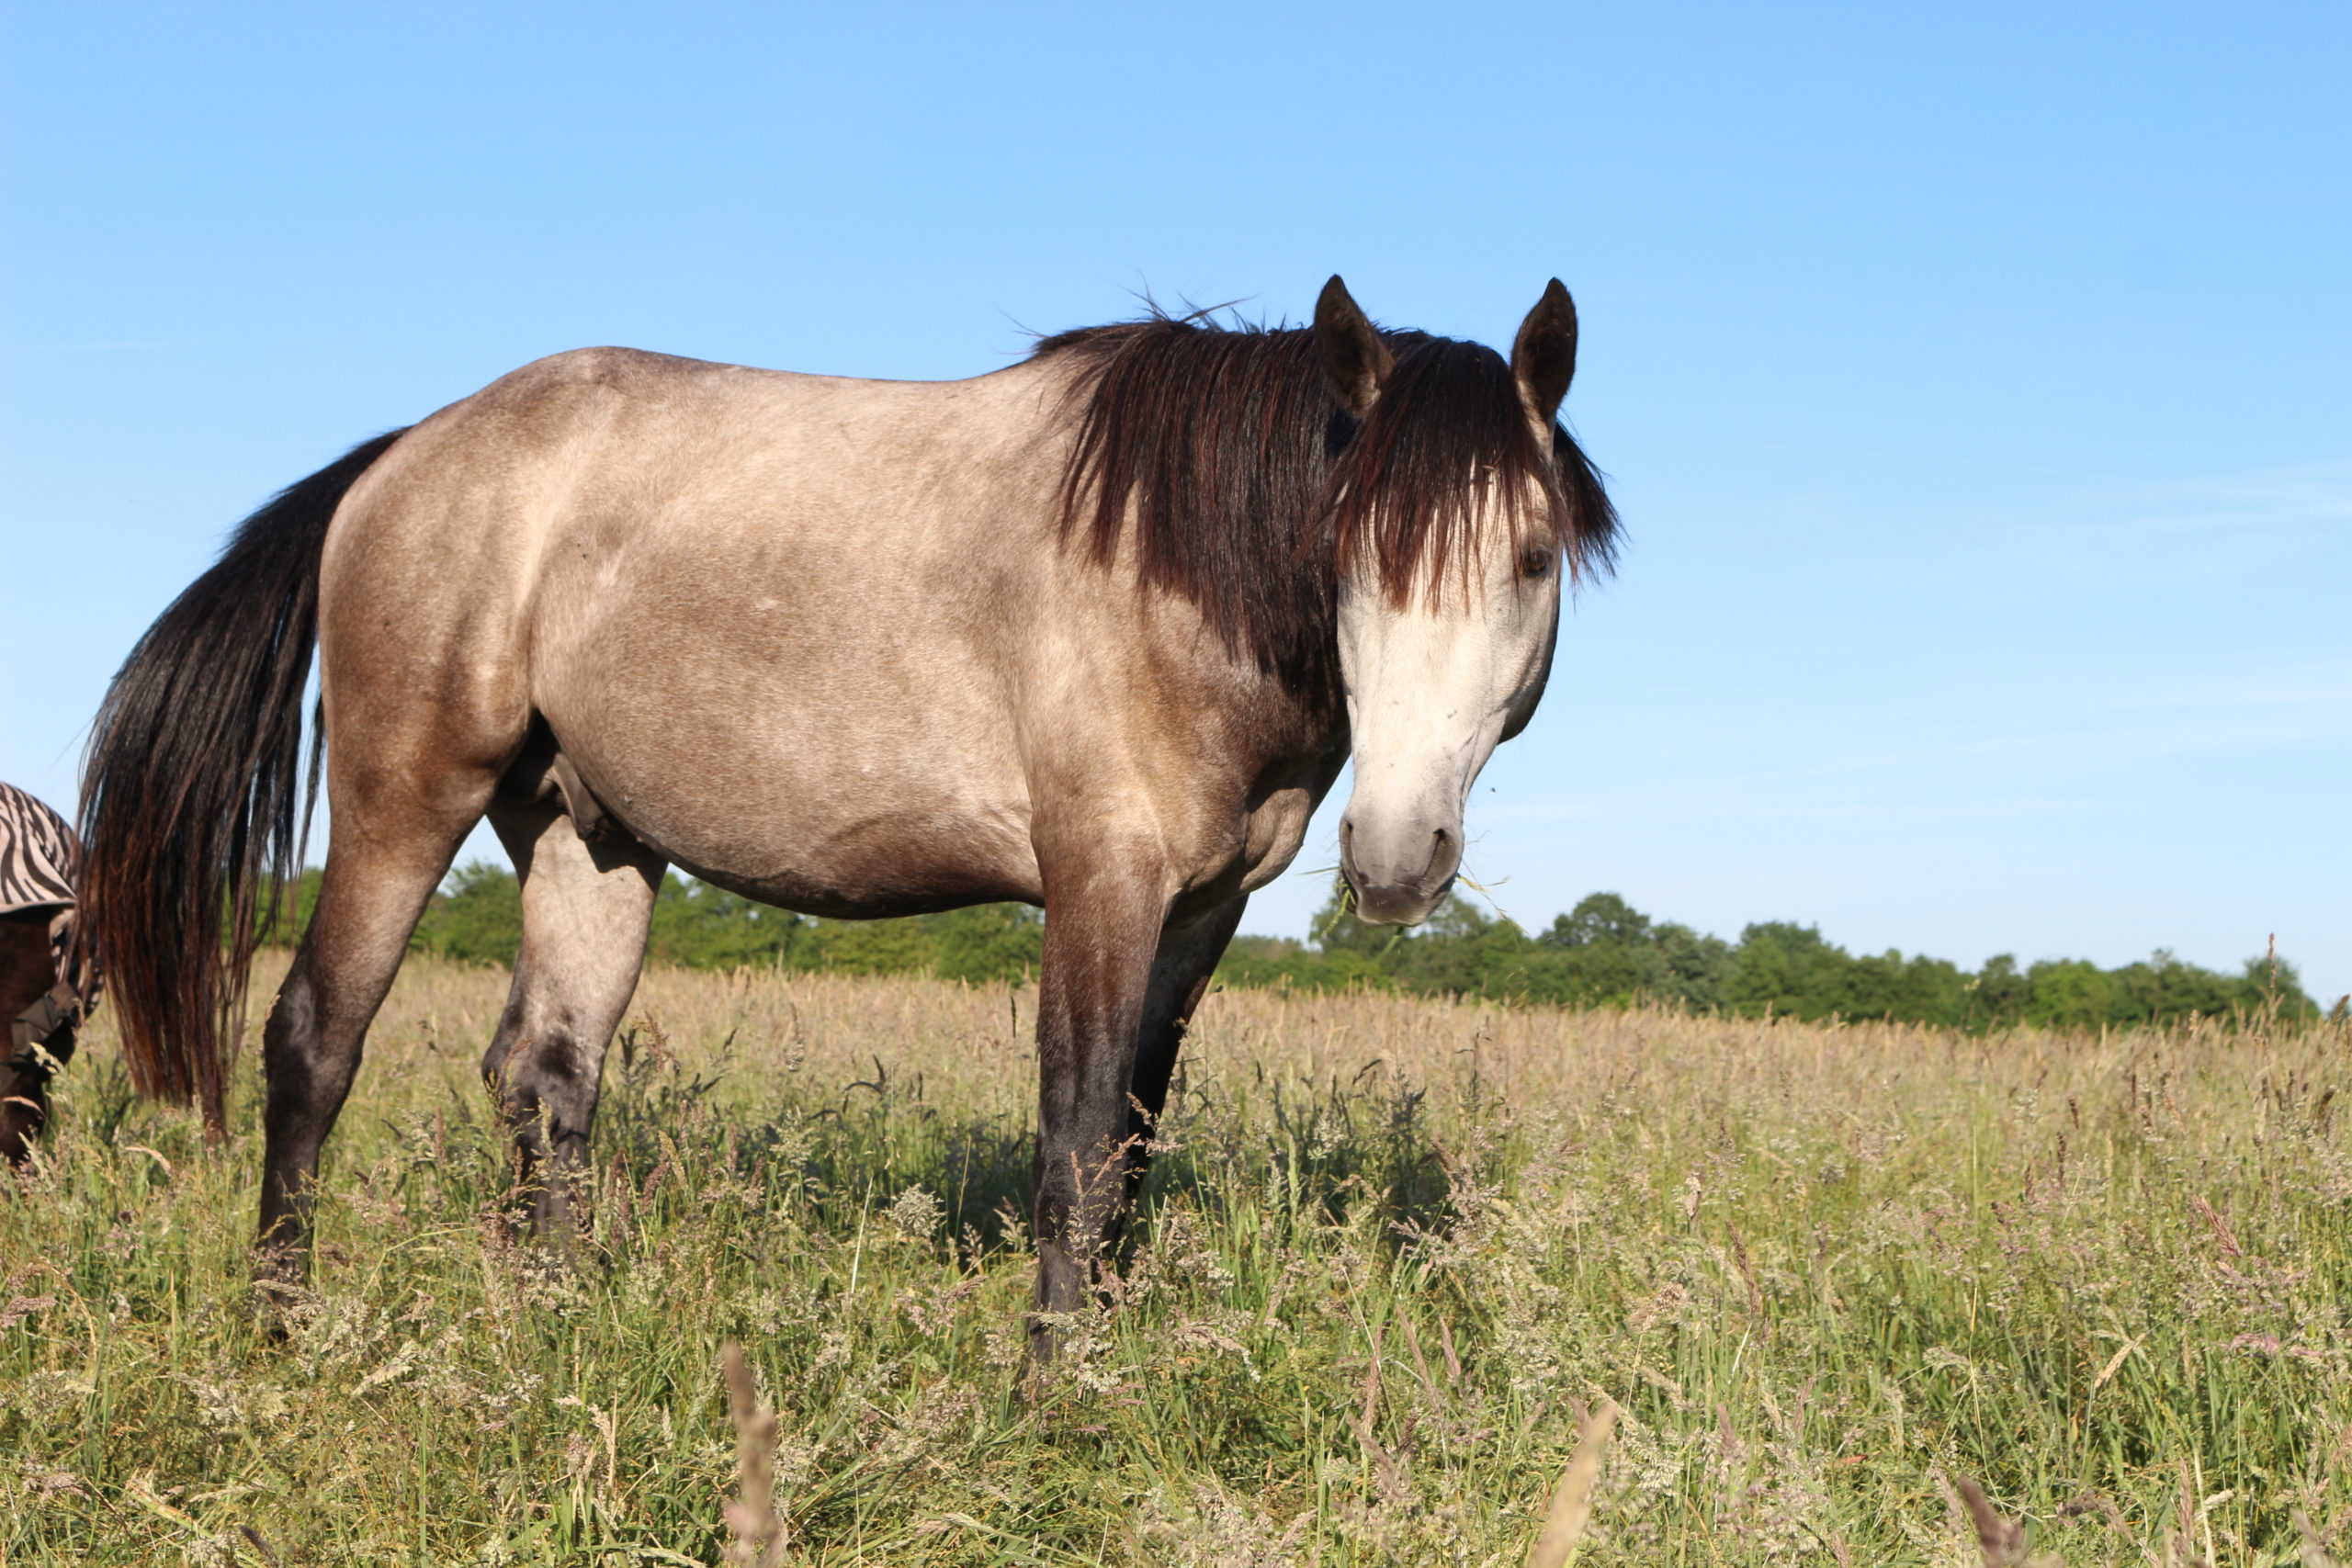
[1035,312,1616,696]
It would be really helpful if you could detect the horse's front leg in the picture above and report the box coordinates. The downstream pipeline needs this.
[1121,897,1248,1201]
[1029,856,1170,1356]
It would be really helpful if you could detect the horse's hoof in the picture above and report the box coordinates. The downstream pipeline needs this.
[248,1278,303,1342]
[248,1244,309,1340]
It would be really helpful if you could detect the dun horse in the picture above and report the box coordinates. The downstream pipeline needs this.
[81,278,1615,1346]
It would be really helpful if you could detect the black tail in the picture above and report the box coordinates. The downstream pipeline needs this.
[80,430,409,1138]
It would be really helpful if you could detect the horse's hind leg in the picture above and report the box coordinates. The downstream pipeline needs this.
[481,797,665,1236]
[260,776,492,1272]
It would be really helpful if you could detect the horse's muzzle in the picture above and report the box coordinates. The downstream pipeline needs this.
[1339,816,1463,926]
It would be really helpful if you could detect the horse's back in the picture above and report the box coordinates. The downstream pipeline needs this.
[316,347,1072,911]
[327,346,1059,592]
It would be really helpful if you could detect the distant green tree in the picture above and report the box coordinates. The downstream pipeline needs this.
[1543,891,1652,948]
[647,877,801,968]
[920,904,1045,983]
[2024,959,2117,1029]
[1650,922,1736,1010]
[1724,922,1849,1019]
[802,916,935,976]
[791,902,1044,982]
[1843,949,1971,1024]
[1524,938,1661,1006]
[1969,953,2031,1027]
[1213,936,1395,993]
[374,863,1047,983]
[411,862,524,964]
[2112,949,2242,1024]
[254,860,2316,1034]
[1531,893,1732,1010]
[1380,896,1528,996]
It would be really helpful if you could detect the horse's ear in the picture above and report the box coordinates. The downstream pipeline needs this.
[1511,278,1579,423]
[1314,275,1393,416]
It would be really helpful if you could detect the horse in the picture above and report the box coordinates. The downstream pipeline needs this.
[79,276,1616,1346]
[2,781,99,1165]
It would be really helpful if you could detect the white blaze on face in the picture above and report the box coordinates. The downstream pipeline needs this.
[1336,519,1561,926]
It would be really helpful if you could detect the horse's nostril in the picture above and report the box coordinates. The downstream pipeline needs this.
[1420,825,1461,888]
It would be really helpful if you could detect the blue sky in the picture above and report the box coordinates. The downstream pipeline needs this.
[5,2,2346,999]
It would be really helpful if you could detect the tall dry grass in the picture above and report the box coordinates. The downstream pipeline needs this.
[4,953,2347,1563]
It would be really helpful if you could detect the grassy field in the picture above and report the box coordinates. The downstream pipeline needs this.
[4,954,2347,1565]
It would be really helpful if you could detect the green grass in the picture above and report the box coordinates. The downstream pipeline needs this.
[4,956,2348,1564]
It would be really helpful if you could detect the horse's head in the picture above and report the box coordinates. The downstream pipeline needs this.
[1316,276,1613,925]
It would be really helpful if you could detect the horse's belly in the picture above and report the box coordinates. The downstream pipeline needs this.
[570,734,1040,918]
[674,812,1042,919]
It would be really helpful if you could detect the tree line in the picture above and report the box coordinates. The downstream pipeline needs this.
[266,865,2321,1032]
[1221,886,2322,1032]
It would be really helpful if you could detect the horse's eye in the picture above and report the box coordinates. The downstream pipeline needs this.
[1519,544,1555,580]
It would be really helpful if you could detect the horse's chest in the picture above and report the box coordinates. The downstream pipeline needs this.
[1235,784,1320,895]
